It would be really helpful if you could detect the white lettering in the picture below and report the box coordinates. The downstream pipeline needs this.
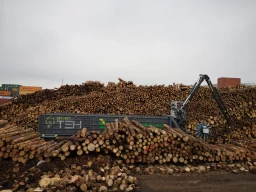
[75,121,82,129]
[56,120,82,129]
[65,121,74,129]
[58,121,64,128]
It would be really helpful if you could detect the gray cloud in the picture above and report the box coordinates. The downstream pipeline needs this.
[0,0,255,88]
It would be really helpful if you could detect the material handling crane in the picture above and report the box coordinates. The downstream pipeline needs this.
[169,74,233,141]
[38,74,233,141]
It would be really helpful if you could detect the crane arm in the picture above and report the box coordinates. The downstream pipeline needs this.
[204,77,232,128]
[181,74,206,110]
[181,74,232,129]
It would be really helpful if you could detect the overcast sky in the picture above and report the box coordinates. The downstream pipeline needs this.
[0,0,255,89]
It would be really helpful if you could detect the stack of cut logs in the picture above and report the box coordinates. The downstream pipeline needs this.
[2,118,256,191]
[0,79,255,142]
[5,159,256,191]
[2,154,139,192]
[0,119,49,164]
[1,118,256,166]
[37,163,138,192]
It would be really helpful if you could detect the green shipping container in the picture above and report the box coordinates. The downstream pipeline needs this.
[0,87,7,91]
[2,84,20,88]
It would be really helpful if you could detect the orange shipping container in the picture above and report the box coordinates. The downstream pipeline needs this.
[19,90,36,95]
[19,86,42,92]
[0,90,10,96]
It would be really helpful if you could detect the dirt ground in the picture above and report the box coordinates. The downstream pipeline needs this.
[138,172,256,192]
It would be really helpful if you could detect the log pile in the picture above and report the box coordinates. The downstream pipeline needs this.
[0,79,255,142]
[34,161,256,192]
[0,120,49,163]
[37,163,138,192]
[0,81,104,126]
[1,118,256,166]
[0,154,139,192]
[2,118,256,191]
[2,157,256,192]
[2,158,256,192]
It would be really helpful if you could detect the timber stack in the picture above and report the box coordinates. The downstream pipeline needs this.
[1,118,256,166]
[2,118,256,191]
[37,161,138,192]
[0,119,48,164]
[0,79,255,142]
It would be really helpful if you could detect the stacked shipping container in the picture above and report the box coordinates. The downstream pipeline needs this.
[0,84,20,97]
[0,90,10,96]
[0,84,19,103]
[0,84,42,96]
[0,87,8,91]
[19,86,42,95]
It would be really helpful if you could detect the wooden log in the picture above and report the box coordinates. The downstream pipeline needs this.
[11,132,40,144]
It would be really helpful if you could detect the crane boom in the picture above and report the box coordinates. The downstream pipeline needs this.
[171,74,233,140]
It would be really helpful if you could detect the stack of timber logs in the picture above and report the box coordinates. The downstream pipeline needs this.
[2,118,256,191]
[3,159,256,192]
[1,119,256,166]
[0,79,255,142]
[0,81,104,126]
[0,120,49,163]
[1,154,140,192]
[37,163,138,192]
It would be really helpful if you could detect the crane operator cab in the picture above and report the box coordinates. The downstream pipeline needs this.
[170,100,211,141]
[171,101,186,128]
